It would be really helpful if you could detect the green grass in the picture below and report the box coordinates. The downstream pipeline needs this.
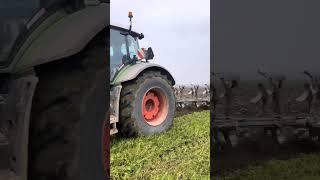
[223,153,320,180]
[111,111,210,179]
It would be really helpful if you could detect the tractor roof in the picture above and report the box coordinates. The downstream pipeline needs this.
[110,23,141,38]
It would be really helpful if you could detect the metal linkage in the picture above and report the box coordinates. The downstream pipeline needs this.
[175,85,186,108]
[203,84,210,97]
[213,73,239,117]
[257,69,285,116]
[296,83,314,114]
[174,85,185,100]
[296,70,320,114]
[250,83,269,116]
[249,69,286,116]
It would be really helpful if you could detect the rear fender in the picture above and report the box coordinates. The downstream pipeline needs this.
[3,3,108,73]
[111,63,175,86]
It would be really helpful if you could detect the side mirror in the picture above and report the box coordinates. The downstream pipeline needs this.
[144,47,154,60]
[139,33,144,40]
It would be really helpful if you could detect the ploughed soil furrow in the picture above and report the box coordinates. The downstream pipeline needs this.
[175,105,209,117]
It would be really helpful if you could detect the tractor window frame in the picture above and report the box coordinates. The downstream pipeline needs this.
[110,28,141,65]
[110,28,129,80]
[110,27,142,81]
[110,29,127,64]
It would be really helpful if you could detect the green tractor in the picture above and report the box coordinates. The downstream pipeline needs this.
[0,1,176,179]
[110,12,176,137]
[0,1,109,179]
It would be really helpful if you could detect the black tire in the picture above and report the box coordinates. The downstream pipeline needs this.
[119,71,175,137]
[28,31,109,180]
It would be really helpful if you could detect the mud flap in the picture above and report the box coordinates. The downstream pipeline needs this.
[5,75,38,180]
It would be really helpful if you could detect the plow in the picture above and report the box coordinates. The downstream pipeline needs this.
[212,70,320,152]
[174,84,210,109]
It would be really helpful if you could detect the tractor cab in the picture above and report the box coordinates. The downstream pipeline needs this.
[109,12,175,137]
[110,25,141,79]
[110,12,154,81]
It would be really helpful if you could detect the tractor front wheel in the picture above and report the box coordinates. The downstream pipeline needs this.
[119,71,175,137]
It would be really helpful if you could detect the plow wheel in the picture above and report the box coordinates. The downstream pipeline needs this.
[119,71,175,137]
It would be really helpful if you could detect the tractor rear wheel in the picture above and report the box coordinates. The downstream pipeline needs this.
[119,71,175,137]
[28,33,109,180]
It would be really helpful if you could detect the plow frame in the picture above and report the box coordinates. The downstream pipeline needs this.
[213,115,320,151]
[212,70,320,150]
[174,84,210,109]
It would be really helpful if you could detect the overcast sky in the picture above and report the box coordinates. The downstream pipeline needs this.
[214,0,320,81]
[111,0,210,85]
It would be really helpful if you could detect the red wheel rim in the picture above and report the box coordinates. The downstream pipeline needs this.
[142,88,169,126]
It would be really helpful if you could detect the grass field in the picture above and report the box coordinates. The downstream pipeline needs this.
[110,111,210,179]
[222,153,320,180]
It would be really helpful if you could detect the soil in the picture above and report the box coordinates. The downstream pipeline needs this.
[175,105,209,117]
[214,139,320,177]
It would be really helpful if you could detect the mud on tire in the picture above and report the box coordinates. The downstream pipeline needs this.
[119,71,175,137]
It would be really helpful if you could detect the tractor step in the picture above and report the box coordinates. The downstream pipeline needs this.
[0,170,17,180]
[110,115,118,135]
[110,85,122,135]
